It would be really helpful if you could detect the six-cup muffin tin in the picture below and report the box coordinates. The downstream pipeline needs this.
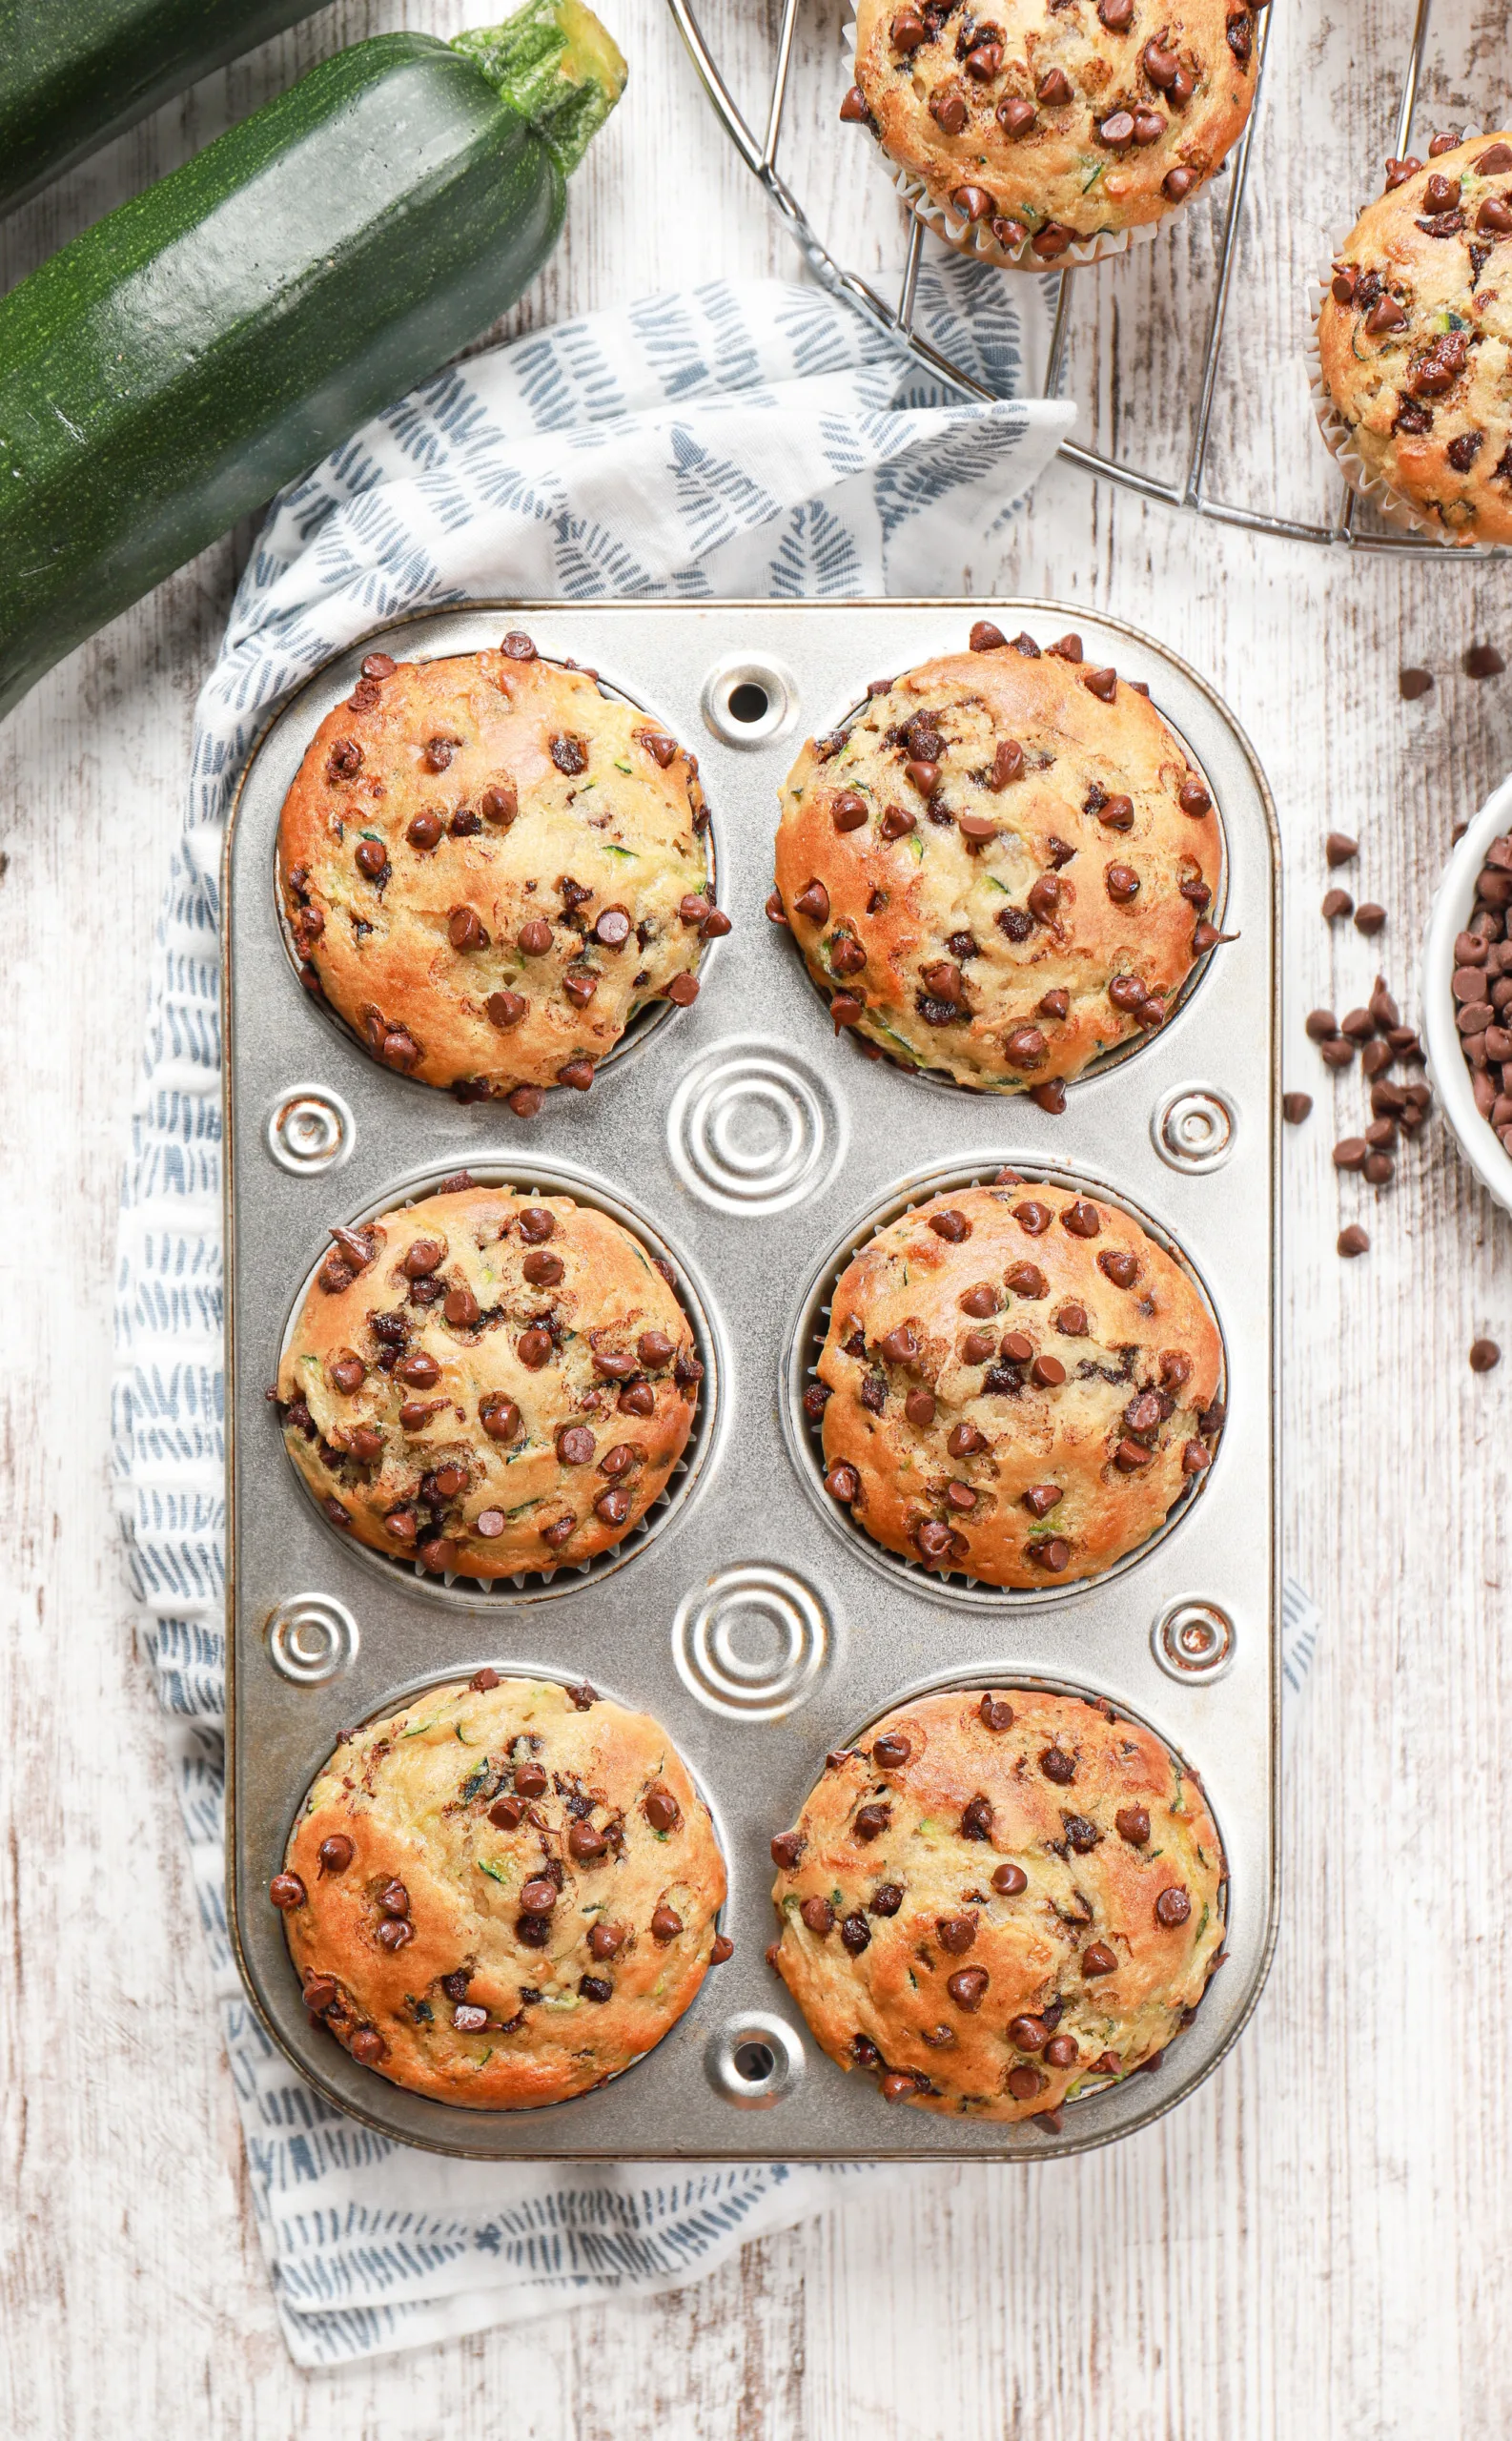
[223,599,1280,2160]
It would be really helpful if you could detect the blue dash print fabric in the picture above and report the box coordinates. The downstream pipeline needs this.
[111,264,1317,2366]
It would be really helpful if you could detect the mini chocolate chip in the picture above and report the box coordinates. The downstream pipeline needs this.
[947,1967,990,2011]
[872,1733,911,1768]
[1154,1886,1192,1927]
[991,1861,1028,1895]
[800,1896,834,1937]
[1115,1805,1151,1845]
[979,1695,1013,1731]
[1038,1746,1075,1786]
[269,1873,306,1910]
[960,1794,993,1840]
[1466,643,1506,678]
[1082,1942,1117,1978]
[853,1802,891,1842]
[1338,1224,1370,1258]
[317,1835,355,1875]
[1355,903,1386,934]
[1322,890,1354,920]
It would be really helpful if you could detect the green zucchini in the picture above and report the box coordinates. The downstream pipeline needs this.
[0,0,624,726]
[0,2,326,220]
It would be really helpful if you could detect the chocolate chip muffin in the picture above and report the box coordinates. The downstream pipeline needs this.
[1318,137,1512,544]
[768,1686,1226,2120]
[772,626,1225,1099]
[276,1179,705,1580]
[271,1673,729,2108]
[841,1,1261,264]
[278,632,723,1107]
[808,1179,1222,1585]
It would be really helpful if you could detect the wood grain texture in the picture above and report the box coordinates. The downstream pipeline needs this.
[3,0,1508,2431]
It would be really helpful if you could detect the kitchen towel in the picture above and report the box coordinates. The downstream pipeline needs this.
[112,260,1309,2369]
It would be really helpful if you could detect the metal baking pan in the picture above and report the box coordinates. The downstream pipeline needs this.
[223,599,1280,2160]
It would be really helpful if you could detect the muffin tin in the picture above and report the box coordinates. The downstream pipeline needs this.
[224,598,1280,2159]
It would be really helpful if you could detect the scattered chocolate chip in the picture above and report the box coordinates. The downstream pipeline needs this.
[1465,644,1506,679]
[1355,903,1386,935]
[1322,890,1354,921]
[1471,1338,1502,1371]
[1338,1224,1370,1258]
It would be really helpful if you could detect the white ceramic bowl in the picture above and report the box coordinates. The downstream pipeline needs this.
[1422,771,1512,1219]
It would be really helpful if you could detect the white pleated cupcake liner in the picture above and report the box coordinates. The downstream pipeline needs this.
[1307,132,1489,548]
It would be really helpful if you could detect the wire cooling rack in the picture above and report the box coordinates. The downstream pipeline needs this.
[668,0,1495,556]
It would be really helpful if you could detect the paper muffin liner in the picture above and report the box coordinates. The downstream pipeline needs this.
[841,2,1159,272]
[1307,132,1488,548]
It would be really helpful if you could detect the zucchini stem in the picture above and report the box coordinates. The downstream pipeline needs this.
[453,0,626,174]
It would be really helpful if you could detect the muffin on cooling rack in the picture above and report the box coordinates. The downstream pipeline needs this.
[278,633,724,1107]
[768,1686,1226,2120]
[807,1179,1222,1586]
[1317,136,1512,544]
[272,1674,729,2108]
[275,1179,704,1580]
[840,0,1261,264]
[772,626,1226,1099]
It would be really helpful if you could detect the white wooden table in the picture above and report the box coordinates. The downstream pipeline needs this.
[3,2,1507,2431]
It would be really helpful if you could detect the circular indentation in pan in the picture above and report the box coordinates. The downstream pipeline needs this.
[266,1591,359,1683]
[666,1036,844,1215]
[783,1156,1226,1608]
[271,649,720,1100]
[1152,1083,1236,1174]
[701,653,800,749]
[705,2011,806,2108]
[777,681,1229,1100]
[672,1564,830,1720]
[276,1158,723,1605]
[1152,1598,1236,1681]
[266,1084,354,1176]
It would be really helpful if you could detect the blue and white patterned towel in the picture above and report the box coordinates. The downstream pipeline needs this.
[112,262,1317,2367]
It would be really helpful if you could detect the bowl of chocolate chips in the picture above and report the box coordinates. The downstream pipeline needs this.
[1424,772,1512,1214]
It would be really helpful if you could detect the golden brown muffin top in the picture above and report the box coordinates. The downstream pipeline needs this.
[769,1685,1226,2120]
[811,1180,1223,1587]
[1318,136,1512,545]
[277,635,720,1103]
[274,1675,728,2110]
[276,1182,703,1581]
[773,627,1224,1095]
[847,0,1259,258]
